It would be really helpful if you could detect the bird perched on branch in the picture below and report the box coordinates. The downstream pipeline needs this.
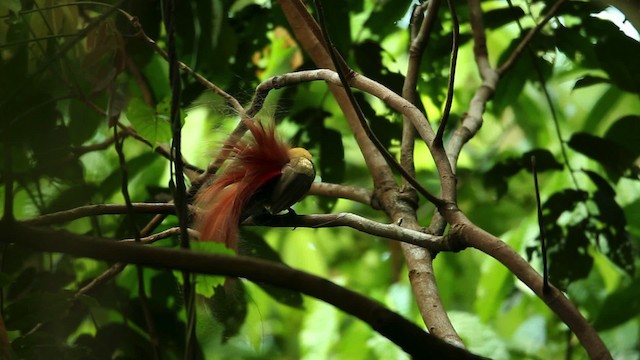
[195,118,315,250]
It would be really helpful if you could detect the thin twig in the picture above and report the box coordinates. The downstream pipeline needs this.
[162,0,197,357]
[503,0,579,189]
[531,156,550,294]
[24,203,177,226]
[497,0,568,75]
[2,143,14,222]
[435,0,459,144]
[113,127,161,360]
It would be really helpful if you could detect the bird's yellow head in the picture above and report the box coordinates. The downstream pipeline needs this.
[288,147,313,160]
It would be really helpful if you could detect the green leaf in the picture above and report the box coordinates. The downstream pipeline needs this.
[238,231,304,308]
[99,152,160,198]
[207,279,248,341]
[594,30,640,94]
[484,149,562,198]
[126,98,172,146]
[449,311,509,359]
[593,278,640,330]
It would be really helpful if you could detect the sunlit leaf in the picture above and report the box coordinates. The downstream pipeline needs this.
[239,230,304,308]
[126,98,172,146]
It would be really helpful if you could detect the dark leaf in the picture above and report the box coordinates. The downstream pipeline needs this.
[573,75,610,90]
[594,30,640,94]
[13,331,89,360]
[494,34,554,114]
[542,189,588,223]
[43,183,99,215]
[567,132,637,179]
[321,0,352,55]
[550,1,607,17]
[353,40,405,94]
[522,149,563,172]
[604,115,640,156]
[593,190,626,229]
[583,169,615,196]
[68,99,103,146]
[74,323,153,359]
[548,224,593,288]
[319,128,346,185]
[364,0,412,38]
[484,7,525,29]
[4,291,75,331]
[208,278,248,341]
[555,25,599,68]
[600,228,635,275]
[355,92,402,150]
[483,149,560,198]
[483,157,521,198]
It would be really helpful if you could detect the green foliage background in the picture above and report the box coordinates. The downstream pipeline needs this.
[0,0,638,359]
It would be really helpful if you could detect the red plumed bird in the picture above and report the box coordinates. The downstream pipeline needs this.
[195,118,315,250]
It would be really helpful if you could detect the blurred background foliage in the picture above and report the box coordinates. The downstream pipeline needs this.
[0,0,638,359]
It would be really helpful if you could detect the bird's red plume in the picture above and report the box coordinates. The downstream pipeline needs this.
[195,118,313,250]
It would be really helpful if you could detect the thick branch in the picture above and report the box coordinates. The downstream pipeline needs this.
[0,221,484,360]
[398,1,462,347]
[278,0,395,192]
[447,213,612,360]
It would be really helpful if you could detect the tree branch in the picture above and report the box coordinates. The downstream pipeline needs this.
[0,221,485,360]
[278,0,396,194]
[398,0,463,347]
[309,182,374,207]
[497,0,568,76]
[247,212,452,251]
[24,203,177,226]
[447,214,612,360]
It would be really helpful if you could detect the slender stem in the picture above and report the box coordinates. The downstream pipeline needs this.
[531,156,550,294]
[2,143,13,222]
[113,127,161,360]
[435,0,459,144]
[162,0,197,357]
[497,0,568,75]
[503,0,579,189]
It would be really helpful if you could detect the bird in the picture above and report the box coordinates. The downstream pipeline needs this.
[194,118,315,250]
